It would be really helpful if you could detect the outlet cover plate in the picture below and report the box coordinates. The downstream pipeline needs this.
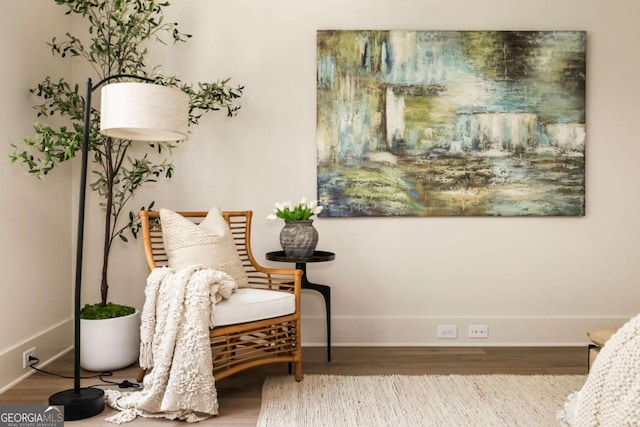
[22,347,36,369]
[437,325,458,339]
[469,325,489,338]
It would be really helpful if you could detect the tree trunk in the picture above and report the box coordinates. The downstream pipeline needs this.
[100,144,115,306]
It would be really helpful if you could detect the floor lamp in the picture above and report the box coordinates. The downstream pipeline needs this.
[48,75,188,421]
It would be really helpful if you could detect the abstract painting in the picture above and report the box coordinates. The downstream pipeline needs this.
[316,31,586,216]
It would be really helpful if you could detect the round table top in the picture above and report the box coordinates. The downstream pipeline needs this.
[266,250,335,263]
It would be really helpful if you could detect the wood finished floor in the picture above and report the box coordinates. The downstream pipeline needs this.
[0,346,588,426]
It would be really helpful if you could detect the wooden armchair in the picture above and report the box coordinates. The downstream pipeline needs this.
[136,210,302,382]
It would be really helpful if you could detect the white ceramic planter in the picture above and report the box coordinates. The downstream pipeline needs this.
[80,310,140,372]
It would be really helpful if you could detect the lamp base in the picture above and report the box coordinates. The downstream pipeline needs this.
[49,387,105,421]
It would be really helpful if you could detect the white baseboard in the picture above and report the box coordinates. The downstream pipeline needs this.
[300,315,629,347]
[0,315,624,391]
[0,319,73,394]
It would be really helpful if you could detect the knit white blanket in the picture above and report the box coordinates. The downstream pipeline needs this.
[104,265,236,424]
[559,313,640,426]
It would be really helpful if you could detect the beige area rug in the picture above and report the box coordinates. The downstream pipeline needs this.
[257,374,585,427]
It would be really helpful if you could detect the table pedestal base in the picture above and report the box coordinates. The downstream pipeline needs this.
[297,262,331,362]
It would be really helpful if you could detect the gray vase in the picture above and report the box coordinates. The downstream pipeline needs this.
[280,220,319,258]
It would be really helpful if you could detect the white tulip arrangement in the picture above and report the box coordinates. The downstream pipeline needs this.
[267,197,323,221]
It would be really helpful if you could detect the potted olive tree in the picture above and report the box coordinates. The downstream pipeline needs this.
[9,0,243,371]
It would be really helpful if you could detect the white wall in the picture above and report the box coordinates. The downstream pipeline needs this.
[10,0,634,364]
[0,2,72,392]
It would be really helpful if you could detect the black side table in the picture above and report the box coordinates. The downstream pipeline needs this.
[266,250,335,361]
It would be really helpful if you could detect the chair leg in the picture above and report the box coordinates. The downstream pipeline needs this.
[294,360,303,381]
[136,368,146,383]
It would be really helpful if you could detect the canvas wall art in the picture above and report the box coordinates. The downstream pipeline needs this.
[316,31,586,216]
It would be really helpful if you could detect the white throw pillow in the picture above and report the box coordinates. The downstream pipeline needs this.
[159,207,249,288]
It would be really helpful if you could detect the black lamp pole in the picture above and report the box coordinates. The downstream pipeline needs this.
[48,74,155,421]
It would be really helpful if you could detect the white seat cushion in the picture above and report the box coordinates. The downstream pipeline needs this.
[215,288,295,327]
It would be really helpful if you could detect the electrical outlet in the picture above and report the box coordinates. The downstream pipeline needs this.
[469,325,489,338]
[22,347,37,369]
[437,325,458,339]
